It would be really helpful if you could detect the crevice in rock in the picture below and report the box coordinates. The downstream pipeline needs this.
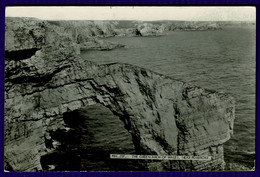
[6,65,70,86]
[5,48,40,61]
[4,158,14,172]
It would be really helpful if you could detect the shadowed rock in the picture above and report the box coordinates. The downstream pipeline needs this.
[135,29,143,36]
[4,17,235,172]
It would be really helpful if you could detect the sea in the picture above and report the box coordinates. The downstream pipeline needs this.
[57,26,255,171]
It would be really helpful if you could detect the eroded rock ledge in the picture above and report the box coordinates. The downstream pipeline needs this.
[5,17,235,171]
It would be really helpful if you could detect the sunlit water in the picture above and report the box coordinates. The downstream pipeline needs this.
[80,26,256,170]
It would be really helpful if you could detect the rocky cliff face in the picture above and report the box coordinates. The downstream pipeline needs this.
[47,20,125,51]
[159,21,222,31]
[5,17,235,172]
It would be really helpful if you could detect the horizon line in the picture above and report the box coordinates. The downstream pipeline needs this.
[5,16,256,22]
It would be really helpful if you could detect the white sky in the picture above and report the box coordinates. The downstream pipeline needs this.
[5,6,256,21]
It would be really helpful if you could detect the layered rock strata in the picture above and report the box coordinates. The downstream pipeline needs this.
[5,17,235,171]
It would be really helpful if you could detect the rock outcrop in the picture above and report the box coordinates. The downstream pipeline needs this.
[159,21,222,31]
[47,20,125,51]
[136,23,163,36]
[5,17,235,172]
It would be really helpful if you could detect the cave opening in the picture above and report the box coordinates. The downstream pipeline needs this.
[40,103,146,171]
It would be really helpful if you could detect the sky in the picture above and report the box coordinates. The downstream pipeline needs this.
[5,6,256,21]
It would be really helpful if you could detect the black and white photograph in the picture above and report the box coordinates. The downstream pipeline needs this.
[4,6,256,172]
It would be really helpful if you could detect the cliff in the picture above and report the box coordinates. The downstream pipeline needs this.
[47,20,163,39]
[159,21,222,31]
[47,20,125,50]
[45,20,223,40]
[5,17,235,171]
[115,21,222,36]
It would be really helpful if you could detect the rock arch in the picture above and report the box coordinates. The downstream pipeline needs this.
[4,17,235,171]
[40,103,144,171]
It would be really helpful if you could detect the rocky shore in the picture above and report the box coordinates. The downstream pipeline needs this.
[5,17,235,171]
